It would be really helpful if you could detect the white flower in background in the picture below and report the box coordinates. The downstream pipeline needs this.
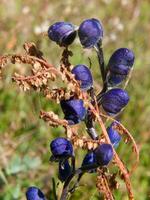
[34,20,49,35]
[22,6,30,15]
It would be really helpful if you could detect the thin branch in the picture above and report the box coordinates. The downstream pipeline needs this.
[88,103,135,200]
[96,168,114,200]
[95,42,105,83]
[99,113,139,175]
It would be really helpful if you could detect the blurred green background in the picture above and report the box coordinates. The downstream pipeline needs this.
[0,0,150,199]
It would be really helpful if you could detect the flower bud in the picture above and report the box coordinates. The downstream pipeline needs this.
[107,122,121,148]
[58,160,72,182]
[71,64,93,90]
[78,18,103,48]
[101,88,129,115]
[94,144,113,166]
[26,186,46,200]
[107,48,134,85]
[48,22,76,46]
[107,73,127,86]
[50,137,73,161]
[108,48,134,67]
[82,151,97,173]
[60,98,86,125]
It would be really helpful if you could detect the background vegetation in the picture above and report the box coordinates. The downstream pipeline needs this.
[0,0,150,199]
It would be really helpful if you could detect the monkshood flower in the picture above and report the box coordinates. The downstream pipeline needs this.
[71,64,93,90]
[82,151,97,173]
[108,48,134,67]
[48,22,77,46]
[50,137,73,162]
[107,72,127,86]
[100,88,129,115]
[107,48,134,85]
[94,144,113,166]
[60,98,86,125]
[78,18,103,48]
[58,160,72,182]
[107,122,121,148]
[26,186,46,200]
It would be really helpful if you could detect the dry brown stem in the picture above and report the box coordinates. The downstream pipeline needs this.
[100,113,139,175]
[88,103,135,200]
[40,110,68,128]
[96,168,114,200]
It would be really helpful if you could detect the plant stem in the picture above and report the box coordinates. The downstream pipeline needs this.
[95,41,108,104]
[96,41,106,84]
[60,164,98,200]
[85,87,98,140]
[71,155,75,172]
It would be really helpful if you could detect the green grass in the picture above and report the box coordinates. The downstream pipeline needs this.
[0,0,150,199]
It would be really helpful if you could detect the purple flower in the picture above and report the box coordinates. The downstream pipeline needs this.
[82,151,97,173]
[107,73,127,86]
[78,18,103,48]
[26,186,46,200]
[94,144,113,166]
[108,48,134,67]
[107,48,134,85]
[50,137,73,161]
[100,88,129,115]
[58,160,72,182]
[60,98,86,125]
[107,122,121,148]
[71,64,93,90]
[48,22,76,46]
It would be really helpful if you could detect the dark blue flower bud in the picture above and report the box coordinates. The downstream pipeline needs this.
[107,122,121,148]
[82,151,97,173]
[108,48,134,68]
[50,137,73,161]
[60,99,86,125]
[107,73,127,86]
[48,22,76,46]
[78,18,103,48]
[107,48,134,85]
[71,64,93,90]
[101,88,129,115]
[94,144,113,166]
[58,160,72,182]
[26,186,46,200]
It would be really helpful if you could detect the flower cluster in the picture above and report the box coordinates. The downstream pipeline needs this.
[0,18,139,200]
[46,18,135,200]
